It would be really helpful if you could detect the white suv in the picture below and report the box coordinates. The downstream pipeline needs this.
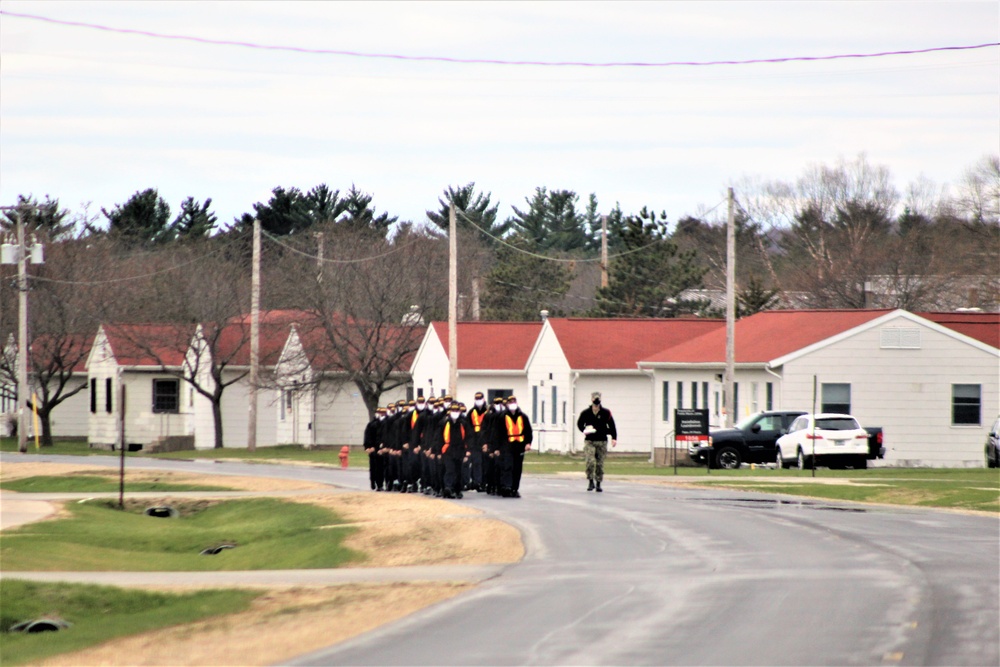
[776,413,870,470]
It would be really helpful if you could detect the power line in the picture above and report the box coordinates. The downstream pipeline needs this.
[259,229,421,264]
[26,244,227,286]
[3,10,996,68]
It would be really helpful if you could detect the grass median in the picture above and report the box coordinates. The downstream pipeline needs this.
[1,497,362,571]
[0,580,257,666]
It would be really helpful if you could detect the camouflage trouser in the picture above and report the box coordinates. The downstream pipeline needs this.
[584,439,608,483]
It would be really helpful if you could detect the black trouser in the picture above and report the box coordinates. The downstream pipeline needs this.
[501,441,526,491]
[510,443,526,491]
[443,454,464,495]
[469,443,484,488]
[368,452,383,489]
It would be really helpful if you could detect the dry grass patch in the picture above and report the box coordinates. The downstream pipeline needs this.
[37,583,471,667]
[292,492,524,567]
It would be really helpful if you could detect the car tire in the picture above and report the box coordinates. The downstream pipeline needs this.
[775,448,786,470]
[797,449,812,470]
[716,447,741,470]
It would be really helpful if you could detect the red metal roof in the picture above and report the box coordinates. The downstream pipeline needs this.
[643,310,892,364]
[430,322,543,370]
[917,312,999,349]
[547,317,725,369]
[102,324,196,367]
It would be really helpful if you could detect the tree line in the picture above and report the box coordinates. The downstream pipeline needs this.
[1,153,996,447]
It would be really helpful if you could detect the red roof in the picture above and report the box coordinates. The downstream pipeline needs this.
[294,319,422,373]
[29,333,92,373]
[102,324,196,367]
[431,322,543,370]
[643,310,892,364]
[547,317,725,369]
[917,312,999,349]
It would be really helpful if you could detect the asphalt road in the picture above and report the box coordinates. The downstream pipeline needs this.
[2,453,997,666]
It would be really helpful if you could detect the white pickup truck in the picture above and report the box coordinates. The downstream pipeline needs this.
[775,413,870,470]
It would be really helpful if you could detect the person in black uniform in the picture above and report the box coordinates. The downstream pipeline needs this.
[577,391,617,492]
[441,402,471,498]
[383,401,402,491]
[466,392,489,492]
[501,395,532,498]
[481,396,506,495]
[364,407,385,490]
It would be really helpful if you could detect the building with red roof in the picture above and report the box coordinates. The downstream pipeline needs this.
[525,317,725,452]
[638,309,998,467]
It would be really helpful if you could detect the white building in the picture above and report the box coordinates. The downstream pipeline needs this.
[639,309,999,467]
[525,317,724,453]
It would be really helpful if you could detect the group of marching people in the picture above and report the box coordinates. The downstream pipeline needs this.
[363,392,533,499]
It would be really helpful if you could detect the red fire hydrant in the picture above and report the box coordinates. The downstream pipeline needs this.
[339,446,350,469]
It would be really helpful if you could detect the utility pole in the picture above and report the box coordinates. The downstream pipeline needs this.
[600,215,609,289]
[314,231,324,284]
[248,215,260,451]
[1,205,43,454]
[448,203,458,396]
[724,187,736,428]
[471,277,481,321]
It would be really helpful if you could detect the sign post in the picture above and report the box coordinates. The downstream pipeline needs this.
[674,409,710,475]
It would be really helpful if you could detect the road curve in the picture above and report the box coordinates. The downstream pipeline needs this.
[2,453,997,666]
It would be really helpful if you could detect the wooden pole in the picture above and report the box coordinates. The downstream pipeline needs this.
[724,187,736,428]
[16,209,28,453]
[118,382,126,509]
[448,203,458,397]
[600,215,609,289]
[248,216,260,451]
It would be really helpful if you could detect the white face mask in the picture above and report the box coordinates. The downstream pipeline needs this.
[507,403,518,412]
[475,399,485,408]
[416,400,426,410]
[449,411,460,420]
[443,401,452,410]
[494,404,504,412]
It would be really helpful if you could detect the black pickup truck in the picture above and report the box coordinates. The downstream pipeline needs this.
[689,411,885,469]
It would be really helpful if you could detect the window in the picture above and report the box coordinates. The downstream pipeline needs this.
[551,386,558,424]
[676,381,684,409]
[487,388,513,403]
[541,401,546,424]
[90,378,97,413]
[766,383,774,411]
[952,384,981,425]
[702,382,709,413]
[152,379,179,414]
[532,385,538,422]
[821,383,851,413]
[734,383,739,418]
[406,386,414,401]
[691,382,698,409]
[751,382,759,413]
[562,401,567,424]
[756,414,783,431]
[416,387,424,398]
[661,382,670,421]
[105,378,113,413]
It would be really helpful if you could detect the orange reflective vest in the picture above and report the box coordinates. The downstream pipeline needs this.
[443,421,465,454]
[470,409,486,432]
[506,414,525,442]
[411,410,419,429]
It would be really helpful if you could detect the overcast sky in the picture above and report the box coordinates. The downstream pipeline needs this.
[1,1,997,231]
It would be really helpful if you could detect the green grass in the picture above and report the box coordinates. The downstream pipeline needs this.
[151,443,367,466]
[0,437,109,456]
[0,579,257,666]
[1,497,363,571]
[694,473,999,513]
[0,473,231,493]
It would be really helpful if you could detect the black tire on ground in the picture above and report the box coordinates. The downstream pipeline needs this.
[716,447,741,470]
[797,449,812,470]
[775,448,786,470]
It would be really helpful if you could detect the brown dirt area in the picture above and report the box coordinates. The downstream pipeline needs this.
[37,583,472,667]
[2,461,523,666]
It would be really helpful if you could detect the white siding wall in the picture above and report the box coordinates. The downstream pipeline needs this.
[573,374,655,454]
[214,379,280,449]
[780,316,999,467]
[121,373,192,446]
[30,376,89,437]
[87,333,120,447]
[410,332,449,399]
[525,324,572,451]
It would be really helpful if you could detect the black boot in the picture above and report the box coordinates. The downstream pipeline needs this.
[595,482,602,493]
[587,479,595,492]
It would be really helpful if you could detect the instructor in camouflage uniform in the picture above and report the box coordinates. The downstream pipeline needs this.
[577,391,617,492]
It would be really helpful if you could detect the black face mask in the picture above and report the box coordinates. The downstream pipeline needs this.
[593,399,601,406]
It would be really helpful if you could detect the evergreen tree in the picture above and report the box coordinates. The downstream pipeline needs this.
[481,235,572,321]
[591,207,706,317]
[1,195,73,240]
[169,197,218,240]
[507,187,589,252]
[101,188,172,246]
[426,182,507,243]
